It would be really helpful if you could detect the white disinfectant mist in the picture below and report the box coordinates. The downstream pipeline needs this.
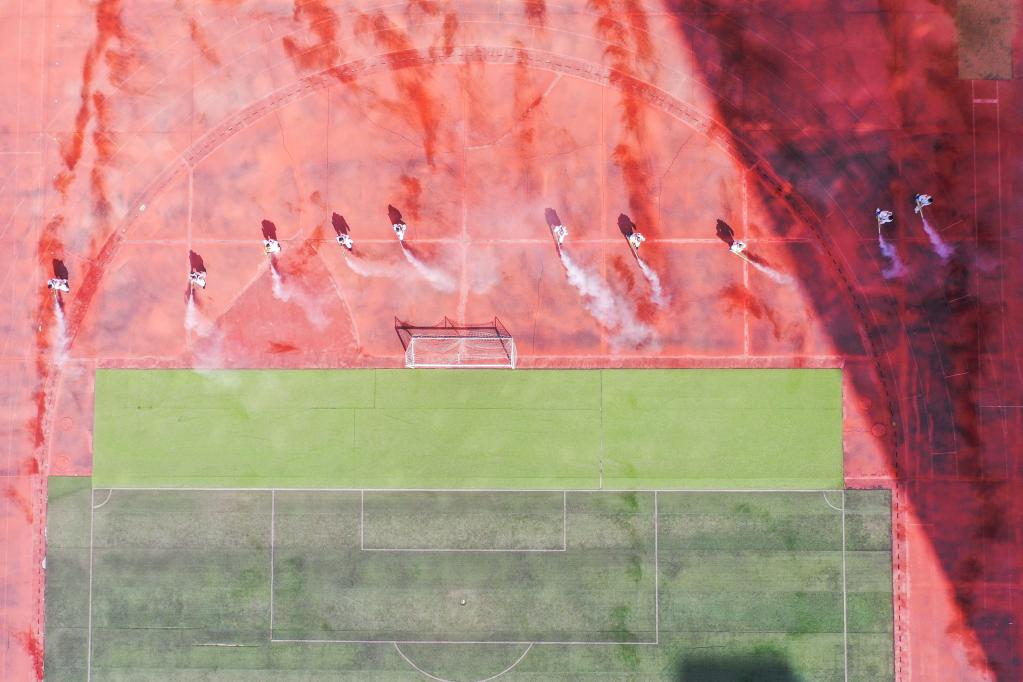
[559,249,655,348]
[878,233,907,279]
[636,257,669,309]
[920,214,954,262]
[402,246,457,293]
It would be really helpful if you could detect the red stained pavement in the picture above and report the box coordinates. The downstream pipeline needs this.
[1,1,1020,680]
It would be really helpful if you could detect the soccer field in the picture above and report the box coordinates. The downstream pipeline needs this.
[45,479,893,681]
[93,369,843,489]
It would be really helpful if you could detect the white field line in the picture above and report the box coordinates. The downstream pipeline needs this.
[393,641,534,682]
[91,489,113,510]
[269,490,275,639]
[842,489,849,682]
[360,548,567,553]
[563,491,568,550]
[86,490,96,681]
[359,490,568,553]
[271,638,659,645]
[102,487,845,493]
[654,491,660,645]
[274,490,661,648]
[822,491,844,512]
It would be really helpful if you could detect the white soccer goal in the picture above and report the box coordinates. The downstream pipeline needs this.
[396,317,517,369]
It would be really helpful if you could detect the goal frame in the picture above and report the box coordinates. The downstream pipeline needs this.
[395,317,517,369]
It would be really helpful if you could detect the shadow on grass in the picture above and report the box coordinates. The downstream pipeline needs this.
[674,649,798,682]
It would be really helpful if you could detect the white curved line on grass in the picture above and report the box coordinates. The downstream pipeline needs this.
[92,489,113,510]
[822,491,845,512]
[393,641,534,682]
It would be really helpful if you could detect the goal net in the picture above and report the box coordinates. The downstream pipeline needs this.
[396,317,517,369]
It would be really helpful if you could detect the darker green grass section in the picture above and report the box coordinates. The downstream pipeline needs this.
[44,477,92,682]
[48,487,894,680]
[93,369,842,490]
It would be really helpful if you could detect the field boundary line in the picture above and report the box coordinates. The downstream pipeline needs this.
[841,489,849,682]
[269,489,275,640]
[654,490,660,645]
[100,486,844,493]
[359,490,567,553]
[393,641,534,682]
[563,491,568,550]
[86,489,96,681]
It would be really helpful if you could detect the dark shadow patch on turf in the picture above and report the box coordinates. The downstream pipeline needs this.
[674,649,798,682]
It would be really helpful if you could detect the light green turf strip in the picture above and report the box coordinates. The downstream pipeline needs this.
[93,369,842,489]
[601,369,843,488]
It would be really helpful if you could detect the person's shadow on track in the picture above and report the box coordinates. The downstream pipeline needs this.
[261,219,278,241]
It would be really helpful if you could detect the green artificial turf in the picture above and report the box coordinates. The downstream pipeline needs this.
[93,368,842,489]
[52,486,893,680]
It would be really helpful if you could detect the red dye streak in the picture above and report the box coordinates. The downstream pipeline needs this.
[620,0,654,66]
[104,49,142,89]
[37,216,65,267]
[511,54,540,188]
[589,0,657,233]
[22,456,40,476]
[56,0,125,178]
[407,0,440,16]
[611,144,654,231]
[32,215,63,450]
[356,12,442,166]
[398,175,422,220]
[523,0,546,25]
[281,0,342,72]
[441,12,458,57]
[719,283,782,340]
[15,630,43,681]
[281,226,325,278]
[4,486,34,524]
[268,341,299,354]
[611,254,637,290]
[52,172,74,197]
[189,18,221,66]
[610,256,656,323]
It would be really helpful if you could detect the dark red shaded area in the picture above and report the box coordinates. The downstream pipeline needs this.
[331,212,351,237]
[260,219,278,241]
[663,1,1022,676]
[188,250,206,273]
[387,204,405,226]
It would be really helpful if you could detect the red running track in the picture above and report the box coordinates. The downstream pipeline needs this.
[0,1,1019,679]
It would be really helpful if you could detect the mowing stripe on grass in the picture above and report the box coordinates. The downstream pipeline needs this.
[93,369,842,489]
